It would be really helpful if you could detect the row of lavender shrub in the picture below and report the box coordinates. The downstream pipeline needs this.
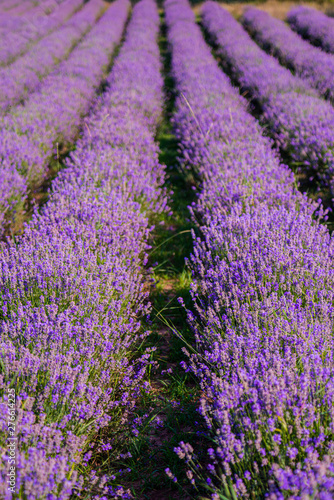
[0,0,168,497]
[201,2,334,191]
[0,0,82,66]
[0,0,103,114]
[2,0,67,16]
[288,6,334,55]
[0,0,126,237]
[0,0,35,15]
[165,0,334,498]
[0,0,67,19]
[241,7,334,103]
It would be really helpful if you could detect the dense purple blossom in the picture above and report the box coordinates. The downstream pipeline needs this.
[165,0,334,497]
[0,0,83,66]
[0,0,127,236]
[0,1,30,14]
[0,1,48,28]
[201,1,334,187]
[0,0,103,113]
[0,0,167,497]
[242,7,334,102]
[0,0,66,15]
[288,6,334,54]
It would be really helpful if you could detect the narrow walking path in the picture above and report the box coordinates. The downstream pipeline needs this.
[104,11,210,500]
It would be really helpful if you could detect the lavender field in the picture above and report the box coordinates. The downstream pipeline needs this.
[1,0,334,498]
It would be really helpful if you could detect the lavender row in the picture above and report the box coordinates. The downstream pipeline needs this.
[0,0,60,14]
[0,0,168,497]
[0,0,35,15]
[0,0,82,66]
[0,0,60,29]
[0,0,126,236]
[0,0,63,17]
[0,1,44,24]
[165,0,334,498]
[242,7,334,103]
[4,0,67,15]
[0,0,24,13]
[288,6,334,54]
[0,0,103,114]
[201,2,334,188]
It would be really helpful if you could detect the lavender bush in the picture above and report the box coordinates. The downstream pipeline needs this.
[0,0,64,15]
[288,6,334,54]
[0,2,47,28]
[165,0,334,498]
[0,0,167,497]
[0,0,127,236]
[0,0,83,66]
[0,0,103,113]
[201,1,334,188]
[0,1,30,14]
[242,7,334,103]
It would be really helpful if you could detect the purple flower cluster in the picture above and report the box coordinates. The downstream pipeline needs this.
[0,1,27,13]
[0,2,30,15]
[0,0,126,236]
[0,0,64,15]
[202,2,334,187]
[0,1,46,26]
[288,6,334,54]
[0,0,167,497]
[166,0,334,498]
[0,0,83,66]
[0,0,103,113]
[242,7,334,103]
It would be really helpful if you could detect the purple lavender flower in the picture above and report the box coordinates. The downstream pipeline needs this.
[288,6,334,54]
[0,0,104,113]
[0,0,84,66]
[0,0,128,235]
[202,1,334,188]
[0,0,167,497]
[165,0,334,497]
[242,7,334,103]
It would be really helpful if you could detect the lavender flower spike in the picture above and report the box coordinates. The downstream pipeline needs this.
[288,5,334,54]
[0,0,124,236]
[0,0,84,67]
[202,1,334,189]
[242,7,334,103]
[166,0,334,497]
[0,0,103,114]
[0,0,167,497]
